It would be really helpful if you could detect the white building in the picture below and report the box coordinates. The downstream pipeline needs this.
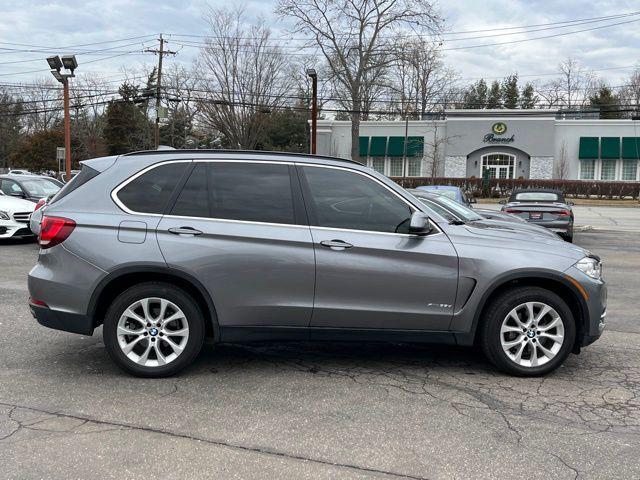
[316,110,640,181]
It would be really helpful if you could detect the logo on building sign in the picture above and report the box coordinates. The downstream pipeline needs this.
[484,122,514,143]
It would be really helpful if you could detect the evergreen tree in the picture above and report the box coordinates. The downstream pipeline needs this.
[462,79,487,109]
[520,83,537,109]
[589,85,622,119]
[486,80,502,108]
[103,82,153,155]
[501,74,519,109]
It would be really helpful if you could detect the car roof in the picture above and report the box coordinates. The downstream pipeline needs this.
[511,188,563,194]
[417,185,461,191]
[120,149,365,166]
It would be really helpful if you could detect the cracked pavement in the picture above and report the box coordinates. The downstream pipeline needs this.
[0,231,639,479]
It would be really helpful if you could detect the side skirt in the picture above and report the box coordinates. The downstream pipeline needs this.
[219,326,457,345]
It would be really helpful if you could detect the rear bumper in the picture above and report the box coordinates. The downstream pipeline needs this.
[526,219,573,235]
[30,303,94,335]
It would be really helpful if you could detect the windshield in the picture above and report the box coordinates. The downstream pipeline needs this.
[514,192,559,202]
[422,188,457,201]
[20,178,62,197]
[431,194,483,222]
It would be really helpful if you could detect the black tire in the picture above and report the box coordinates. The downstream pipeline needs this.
[479,286,576,376]
[563,234,573,243]
[103,282,205,377]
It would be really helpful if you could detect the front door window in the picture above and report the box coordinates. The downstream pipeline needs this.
[481,153,516,179]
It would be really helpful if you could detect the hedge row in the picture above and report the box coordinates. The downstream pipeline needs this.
[390,177,640,199]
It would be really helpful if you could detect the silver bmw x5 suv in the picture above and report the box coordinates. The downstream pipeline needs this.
[28,150,606,377]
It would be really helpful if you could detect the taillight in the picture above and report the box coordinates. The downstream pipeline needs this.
[557,210,571,216]
[34,198,46,211]
[504,209,523,214]
[39,216,76,249]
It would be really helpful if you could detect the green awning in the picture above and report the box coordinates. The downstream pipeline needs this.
[369,136,387,157]
[387,136,405,157]
[578,137,599,159]
[406,136,424,157]
[622,137,640,159]
[600,137,620,159]
[358,137,370,157]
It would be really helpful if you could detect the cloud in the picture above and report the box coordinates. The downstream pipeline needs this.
[0,0,638,88]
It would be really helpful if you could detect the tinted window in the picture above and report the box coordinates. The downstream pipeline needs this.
[20,178,61,197]
[171,164,209,217]
[117,163,187,214]
[172,162,295,224]
[513,192,560,202]
[51,166,99,204]
[0,180,22,195]
[302,166,412,233]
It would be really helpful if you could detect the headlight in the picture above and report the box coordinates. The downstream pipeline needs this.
[0,211,10,221]
[575,257,602,280]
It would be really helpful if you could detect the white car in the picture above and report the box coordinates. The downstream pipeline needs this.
[0,192,36,239]
[8,169,31,175]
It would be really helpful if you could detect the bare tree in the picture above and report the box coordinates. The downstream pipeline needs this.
[390,39,454,119]
[197,5,295,149]
[277,0,441,161]
[423,122,457,177]
[70,74,113,159]
[161,64,200,147]
[540,58,595,109]
[21,77,62,133]
[555,141,569,179]
[619,65,640,117]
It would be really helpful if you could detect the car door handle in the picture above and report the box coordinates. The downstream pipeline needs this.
[168,226,203,236]
[320,239,353,250]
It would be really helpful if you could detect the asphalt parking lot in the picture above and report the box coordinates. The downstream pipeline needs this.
[0,229,639,479]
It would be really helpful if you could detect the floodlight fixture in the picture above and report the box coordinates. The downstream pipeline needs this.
[47,55,63,70]
[61,55,78,72]
[51,69,64,83]
[306,68,317,78]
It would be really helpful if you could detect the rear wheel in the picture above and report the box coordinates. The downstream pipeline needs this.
[480,287,575,376]
[103,282,205,377]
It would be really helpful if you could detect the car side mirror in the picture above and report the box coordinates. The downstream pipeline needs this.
[498,199,506,205]
[567,200,575,206]
[409,211,433,235]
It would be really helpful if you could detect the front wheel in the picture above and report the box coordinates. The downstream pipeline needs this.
[103,282,205,377]
[479,287,576,376]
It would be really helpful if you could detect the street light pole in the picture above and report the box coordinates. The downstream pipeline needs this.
[306,68,318,155]
[63,80,71,181]
[47,55,76,181]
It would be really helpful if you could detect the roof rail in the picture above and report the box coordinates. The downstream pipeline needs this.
[119,149,364,166]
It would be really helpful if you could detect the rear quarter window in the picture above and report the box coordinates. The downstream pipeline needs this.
[115,162,188,214]
[50,167,98,203]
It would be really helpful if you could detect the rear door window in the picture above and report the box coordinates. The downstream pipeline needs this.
[116,162,188,214]
[170,161,295,225]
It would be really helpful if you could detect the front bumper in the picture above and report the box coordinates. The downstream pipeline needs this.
[564,266,606,347]
[0,219,33,238]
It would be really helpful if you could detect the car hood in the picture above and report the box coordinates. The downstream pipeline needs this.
[473,218,560,239]
[0,195,36,213]
[442,220,590,261]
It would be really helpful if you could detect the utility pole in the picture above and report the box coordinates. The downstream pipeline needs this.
[145,34,176,149]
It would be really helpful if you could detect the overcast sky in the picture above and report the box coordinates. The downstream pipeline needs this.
[1,0,639,89]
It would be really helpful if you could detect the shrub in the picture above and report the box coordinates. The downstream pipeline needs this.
[390,177,640,200]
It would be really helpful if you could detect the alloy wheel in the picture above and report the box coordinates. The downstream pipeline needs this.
[116,297,190,368]
[500,301,565,368]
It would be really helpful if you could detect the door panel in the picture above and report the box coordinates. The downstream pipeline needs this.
[157,160,315,328]
[157,218,315,327]
[309,227,458,330]
[297,164,458,331]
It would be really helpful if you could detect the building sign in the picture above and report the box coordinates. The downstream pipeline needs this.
[484,122,514,143]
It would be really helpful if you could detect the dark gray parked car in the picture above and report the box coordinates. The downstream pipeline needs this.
[500,189,575,242]
[29,151,606,377]
[407,189,561,240]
